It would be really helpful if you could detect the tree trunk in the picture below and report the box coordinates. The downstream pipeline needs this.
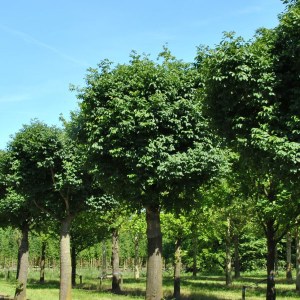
[173,239,181,299]
[40,240,46,284]
[16,233,21,280]
[145,205,163,300]
[59,216,72,300]
[134,234,140,280]
[233,233,241,279]
[102,241,107,275]
[71,246,77,286]
[225,217,232,286]
[296,227,300,292]
[286,232,293,281]
[14,223,29,300]
[111,229,121,293]
[192,234,198,277]
[266,219,276,300]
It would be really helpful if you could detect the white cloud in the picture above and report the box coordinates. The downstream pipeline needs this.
[0,93,30,103]
[0,24,89,67]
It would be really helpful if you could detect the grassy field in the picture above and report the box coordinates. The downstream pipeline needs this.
[0,268,299,299]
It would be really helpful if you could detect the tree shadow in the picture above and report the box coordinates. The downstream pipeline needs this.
[26,279,59,289]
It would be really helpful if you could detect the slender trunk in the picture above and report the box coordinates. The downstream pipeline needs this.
[40,240,46,284]
[14,223,29,300]
[16,234,21,280]
[71,246,76,286]
[16,248,21,280]
[225,217,232,286]
[111,229,121,293]
[59,216,72,300]
[145,205,163,300]
[173,238,181,299]
[233,233,241,279]
[296,227,300,292]
[266,219,276,300]
[192,234,198,277]
[134,235,140,280]
[102,241,107,275]
[286,232,293,281]
[275,246,278,274]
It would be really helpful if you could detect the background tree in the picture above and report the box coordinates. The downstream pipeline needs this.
[161,211,191,299]
[0,148,46,300]
[199,10,300,296]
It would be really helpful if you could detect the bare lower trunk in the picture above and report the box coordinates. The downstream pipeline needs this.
[192,234,198,277]
[102,241,107,275]
[134,235,140,280]
[145,205,163,300]
[296,227,300,292]
[173,239,181,299]
[40,240,46,283]
[286,232,292,281]
[233,233,240,279]
[59,216,72,300]
[225,217,232,286]
[71,246,76,286]
[266,219,276,300]
[111,229,121,293]
[16,233,21,280]
[14,223,29,300]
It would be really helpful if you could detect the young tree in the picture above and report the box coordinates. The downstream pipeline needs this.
[124,211,147,280]
[76,50,223,300]
[70,211,111,286]
[161,212,191,299]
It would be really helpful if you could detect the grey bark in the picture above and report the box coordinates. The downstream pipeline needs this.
[14,223,29,300]
[145,205,163,300]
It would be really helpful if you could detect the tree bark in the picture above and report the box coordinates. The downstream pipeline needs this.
[233,233,241,279]
[101,241,107,275]
[71,246,77,286]
[14,222,29,300]
[286,232,293,281]
[266,219,276,300]
[40,240,46,284]
[192,234,198,277]
[59,216,72,300]
[173,239,181,299]
[111,228,121,293]
[134,234,140,280]
[16,233,21,280]
[145,205,163,300]
[225,217,232,286]
[296,227,300,292]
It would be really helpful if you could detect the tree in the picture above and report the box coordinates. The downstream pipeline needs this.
[123,211,147,280]
[161,211,191,299]
[7,120,110,300]
[76,49,223,300]
[199,9,300,296]
[70,210,111,286]
[0,149,44,300]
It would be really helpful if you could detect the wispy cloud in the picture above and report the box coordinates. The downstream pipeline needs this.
[0,93,30,103]
[0,24,89,67]
[234,6,262,16]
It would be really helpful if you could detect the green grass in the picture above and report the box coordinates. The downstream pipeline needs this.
[0,268,299,299]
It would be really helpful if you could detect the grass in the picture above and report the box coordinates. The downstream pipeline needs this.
[0,268,299,299]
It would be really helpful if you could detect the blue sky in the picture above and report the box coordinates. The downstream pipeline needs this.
[0,0,285,150]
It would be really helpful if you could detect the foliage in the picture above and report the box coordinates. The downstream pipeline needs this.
[76,49,223,209]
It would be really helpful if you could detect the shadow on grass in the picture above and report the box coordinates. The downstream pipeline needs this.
[27,279,59,289]
[9,274,297,300]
